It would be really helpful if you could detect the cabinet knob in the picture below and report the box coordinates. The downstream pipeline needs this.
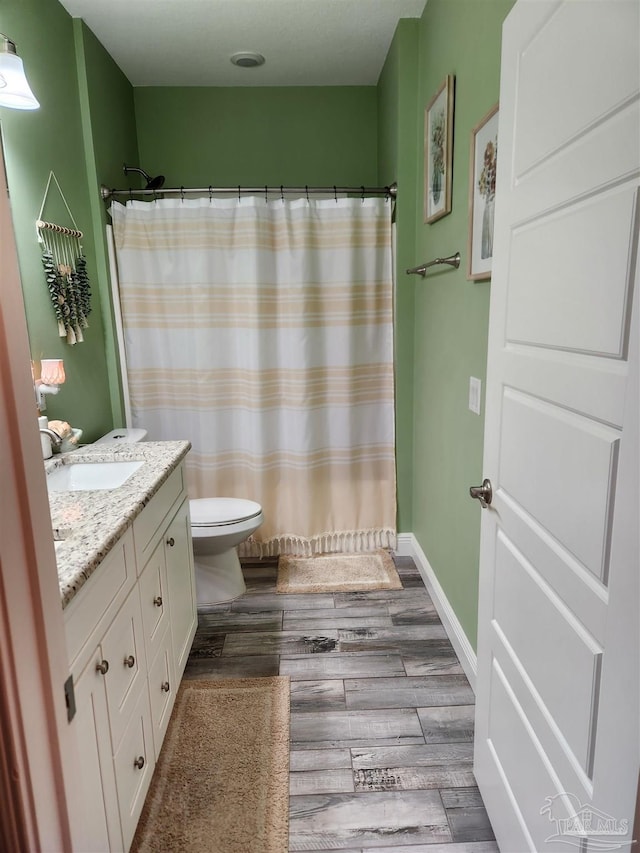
[95,660,109,675]
[124,655,135,668]
[161,681,170,693]
[153,595,163,607]
[166,536,175,547]
[133,755,145,770]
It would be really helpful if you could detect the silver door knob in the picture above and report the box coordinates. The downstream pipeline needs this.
[469,478,492,508]
[124,655,135,668]
[133,755,145,770]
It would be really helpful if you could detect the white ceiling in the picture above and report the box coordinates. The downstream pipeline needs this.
[57,0,426,87]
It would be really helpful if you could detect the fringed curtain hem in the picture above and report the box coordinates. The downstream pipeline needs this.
[238,528,397,558]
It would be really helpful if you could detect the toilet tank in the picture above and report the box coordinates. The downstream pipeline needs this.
[93,428,148,445]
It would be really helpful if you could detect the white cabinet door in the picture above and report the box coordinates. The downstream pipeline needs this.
[71,652,123,853]
[474,2,639,851]
[101,585,147,752]
[139,539,170,663]
[165,499,197,678]
[147,625,176,757]
[113,689,154,851]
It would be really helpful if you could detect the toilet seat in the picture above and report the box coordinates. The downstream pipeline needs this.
[190,497,262,528]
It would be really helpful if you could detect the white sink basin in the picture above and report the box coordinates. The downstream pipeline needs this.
[47,460,144,492]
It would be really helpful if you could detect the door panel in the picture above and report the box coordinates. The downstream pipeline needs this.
[500,389,619,581]
[497,492,608,642]
[487,660,576,853]
[513,1,639,176]
[506,188,637,357]
[475,2,639,850]
[494,532,602,775]
[501,348,628,429]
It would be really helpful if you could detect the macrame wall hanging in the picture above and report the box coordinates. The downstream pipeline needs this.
[37,172,92,345]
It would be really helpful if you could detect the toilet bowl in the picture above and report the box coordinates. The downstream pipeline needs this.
[93,429,263,607]
[190,498,264,605]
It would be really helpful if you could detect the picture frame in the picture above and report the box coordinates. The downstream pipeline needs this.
[424,75,455,224]
[467,103,499,280]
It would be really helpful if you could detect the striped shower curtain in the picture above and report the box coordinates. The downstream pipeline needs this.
[111,195,396,555]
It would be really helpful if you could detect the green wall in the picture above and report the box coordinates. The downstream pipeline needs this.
[410,0,515,649]
[74,19,140,427]
[377,20,419,532]
[0,0,111,440]
[134,87,378,187]
[0,0,137,441]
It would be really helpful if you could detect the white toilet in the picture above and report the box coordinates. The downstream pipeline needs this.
[93,429,264,606]
[190,498,263,605]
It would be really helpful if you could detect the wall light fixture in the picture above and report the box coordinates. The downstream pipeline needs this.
[35,359,65,410]
[0,34,39,110]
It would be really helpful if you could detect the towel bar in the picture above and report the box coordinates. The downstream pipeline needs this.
[406,251,460,276]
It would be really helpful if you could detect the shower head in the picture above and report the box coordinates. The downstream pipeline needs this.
[146,173,165,190]
[123,164,165,190]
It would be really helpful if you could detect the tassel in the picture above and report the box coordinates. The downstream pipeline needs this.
[238,528,397,558]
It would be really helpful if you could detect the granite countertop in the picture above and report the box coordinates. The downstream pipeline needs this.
[47,441,191,609]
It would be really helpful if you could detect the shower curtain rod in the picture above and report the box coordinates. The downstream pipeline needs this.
[100,182,397,201]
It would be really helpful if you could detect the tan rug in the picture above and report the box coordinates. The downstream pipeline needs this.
[131,677,290,853]
[276,550,403,594]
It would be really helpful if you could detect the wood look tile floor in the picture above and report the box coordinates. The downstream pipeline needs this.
[183,556,497,852]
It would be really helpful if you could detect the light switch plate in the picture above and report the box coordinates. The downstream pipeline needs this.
[469,377,482,415]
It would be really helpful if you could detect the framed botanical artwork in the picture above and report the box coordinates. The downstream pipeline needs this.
[424,75,455,224]
[467,103,499,280]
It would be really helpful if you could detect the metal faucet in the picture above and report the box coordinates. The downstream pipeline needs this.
[39,427,62,449]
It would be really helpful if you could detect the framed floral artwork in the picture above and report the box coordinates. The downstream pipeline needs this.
[467,103,499,280]
[424,75,455,224]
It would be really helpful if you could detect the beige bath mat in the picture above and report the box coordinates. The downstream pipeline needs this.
[276,550,402,594]
[131,676,290,853]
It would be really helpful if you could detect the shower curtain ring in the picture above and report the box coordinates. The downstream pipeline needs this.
[237,185,241,202]
[334,185,338,202]
[361,186,365,203]
[280,185,284,203]
[180,186,185,202]
[265,185,268,203]
[305,185,309,203]
[129,188,133,203]
[209,186,213,203]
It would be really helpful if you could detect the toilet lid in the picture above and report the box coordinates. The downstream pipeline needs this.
[190,498,262,527]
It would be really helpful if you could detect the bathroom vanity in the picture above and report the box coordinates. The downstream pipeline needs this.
[49,441,197,851]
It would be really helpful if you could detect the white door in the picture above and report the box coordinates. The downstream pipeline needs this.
[474,2,640,851]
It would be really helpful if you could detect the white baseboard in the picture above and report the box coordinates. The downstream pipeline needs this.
[396,533,477,692]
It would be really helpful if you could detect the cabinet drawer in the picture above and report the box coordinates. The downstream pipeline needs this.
[101,585,147,752]
[133,465,184,567]
[147,625,176,759]
[139,540,170,663]
[113,689,154,852]
[65,528,136,677]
